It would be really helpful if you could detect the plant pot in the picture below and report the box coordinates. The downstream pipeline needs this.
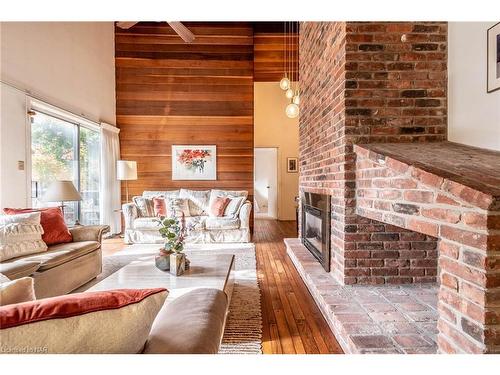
[169,252,186,276]
[155,249,173,271]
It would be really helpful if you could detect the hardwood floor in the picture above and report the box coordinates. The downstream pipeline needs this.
[254,219,342,354]
[102,219,343,354]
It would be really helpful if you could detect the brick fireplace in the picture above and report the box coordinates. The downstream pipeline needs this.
[288,21,500,353]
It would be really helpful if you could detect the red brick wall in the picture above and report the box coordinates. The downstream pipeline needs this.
[345,22,447,143]
[299,22,446,284]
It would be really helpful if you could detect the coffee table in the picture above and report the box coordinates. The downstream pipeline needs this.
[88,253,235,302]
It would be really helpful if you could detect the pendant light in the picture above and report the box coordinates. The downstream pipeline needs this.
[285,21,300,119]
[286,103,299,118]
[279,22,290,91]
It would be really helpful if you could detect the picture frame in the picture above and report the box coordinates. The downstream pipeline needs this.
[487,22,500,93]
[172,145,217,180]
[287,157,298,173]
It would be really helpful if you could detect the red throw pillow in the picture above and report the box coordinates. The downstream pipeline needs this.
[3,207,72,246]
[152,197,166,217]
[210,197,230,217]
[0,288,167,329]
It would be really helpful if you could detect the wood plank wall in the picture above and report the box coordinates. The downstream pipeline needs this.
[254,22,299,82]
[116,22,254,205]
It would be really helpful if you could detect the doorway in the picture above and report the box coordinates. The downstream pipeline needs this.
[254,147,278,219]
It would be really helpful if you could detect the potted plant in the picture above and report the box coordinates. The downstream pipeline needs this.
[154,214,188,275]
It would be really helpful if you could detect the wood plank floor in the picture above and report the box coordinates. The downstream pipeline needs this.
[254,219,343,354]
[102,219,343,354]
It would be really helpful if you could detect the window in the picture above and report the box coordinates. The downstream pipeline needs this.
[30,102,101,225]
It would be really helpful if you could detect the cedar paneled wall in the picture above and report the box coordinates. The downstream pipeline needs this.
[115,22,254,202]
[254,23,299,82]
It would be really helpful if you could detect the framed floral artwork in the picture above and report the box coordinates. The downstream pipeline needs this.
[487,22,500,93]
[172,145,216,180]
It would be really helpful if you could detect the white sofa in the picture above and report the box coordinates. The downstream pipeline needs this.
[122,189,252,244]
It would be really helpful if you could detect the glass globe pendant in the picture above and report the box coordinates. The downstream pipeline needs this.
[285,88,294,99]
[292,94,300,105]
[279,76,290,90]
[285,103,299,118]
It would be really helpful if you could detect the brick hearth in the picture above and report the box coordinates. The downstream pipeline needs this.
[286,238,438,354]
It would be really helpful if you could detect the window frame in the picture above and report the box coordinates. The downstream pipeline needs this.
[26,98,101,223]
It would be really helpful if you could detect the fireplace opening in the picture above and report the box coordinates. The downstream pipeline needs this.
[301,191,331,272]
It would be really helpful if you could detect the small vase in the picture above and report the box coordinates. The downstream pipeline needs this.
[169,252,186,276]
[155,249,173,271]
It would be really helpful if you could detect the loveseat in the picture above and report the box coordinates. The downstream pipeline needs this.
[122,189,252,244]
[0,225,107,299]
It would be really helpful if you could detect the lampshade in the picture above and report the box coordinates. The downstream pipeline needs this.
[42,180,82,202]
[117,160,137,181]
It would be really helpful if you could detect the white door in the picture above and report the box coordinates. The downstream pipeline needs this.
[254,147,278,219]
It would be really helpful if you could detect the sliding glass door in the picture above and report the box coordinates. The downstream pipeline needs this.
[31,110,100,225]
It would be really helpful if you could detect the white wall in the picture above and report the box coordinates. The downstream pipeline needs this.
[448,22,500,151]
[254,82,299,221]
[0,22,116,208]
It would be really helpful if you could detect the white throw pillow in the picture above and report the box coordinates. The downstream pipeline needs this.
[179,189,210,216]
[0,212,47,262]
[0,277,36,306]
[224,196,246,218]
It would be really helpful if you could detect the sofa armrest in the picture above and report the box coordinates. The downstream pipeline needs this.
[143,288,228,354]
[122,202,139,230]
[239,201,252,229]
[69,225,109,243]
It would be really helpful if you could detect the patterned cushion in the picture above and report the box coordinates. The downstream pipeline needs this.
[179,189,210,216]
[0,212,48,262]
[0,288,168,353]
[132,196,154,217]
[165,198,191,218]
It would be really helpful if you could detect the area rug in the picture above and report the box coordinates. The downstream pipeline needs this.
[76,242,263,354]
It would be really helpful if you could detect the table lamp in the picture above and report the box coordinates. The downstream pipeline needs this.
[43,180,82,224]
[117,160,137,202]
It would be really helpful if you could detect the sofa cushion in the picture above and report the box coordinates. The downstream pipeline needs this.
[205,217,240,230]
[133,218,160,231]
[0,288,168,354]
[142,190,179,199]
[0,277,36,306]
[179,189,210,216]
[0,212,47,261]
[0,261,41,280]
[134,216,204,231]
[143,288,227,354]
[11,241,100,272]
